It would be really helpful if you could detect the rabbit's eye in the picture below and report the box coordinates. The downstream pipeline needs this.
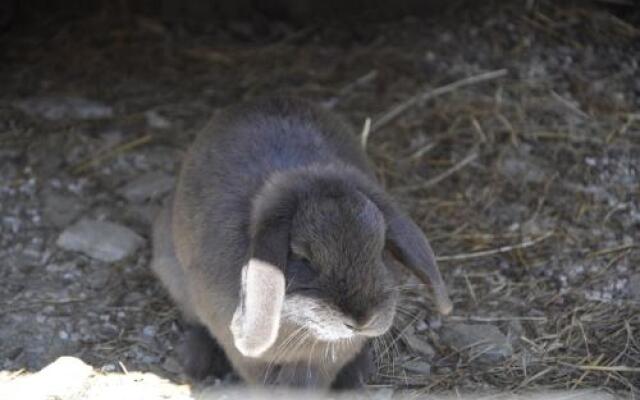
[290,252,309,263]
[286,253,319,288]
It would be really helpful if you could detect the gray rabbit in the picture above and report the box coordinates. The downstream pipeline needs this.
[151,97,452,389]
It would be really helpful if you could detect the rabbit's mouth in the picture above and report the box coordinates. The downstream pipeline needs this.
[281,294,394,342]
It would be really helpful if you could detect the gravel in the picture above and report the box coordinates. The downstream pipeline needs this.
[0,1,637,395]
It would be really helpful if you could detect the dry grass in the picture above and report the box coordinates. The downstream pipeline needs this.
[0,0,638,397]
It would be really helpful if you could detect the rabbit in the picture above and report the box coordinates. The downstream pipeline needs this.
[151,96,452,389]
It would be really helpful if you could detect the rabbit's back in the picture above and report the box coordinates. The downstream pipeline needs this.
[171,97,371,318]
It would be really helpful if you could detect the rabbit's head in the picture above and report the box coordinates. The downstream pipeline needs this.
[230,165,452,358]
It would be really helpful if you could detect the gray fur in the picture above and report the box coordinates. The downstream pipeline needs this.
[151,97,452,388]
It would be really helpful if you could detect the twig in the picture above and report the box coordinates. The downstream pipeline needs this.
[463,274,478,306]
[447,315,548,323]
[561,363,640,373]
[326,70,378,109]
[551,90,590,119]
[496,112,518,146]
[405,142,438,161]
[361,117,372,150]
[372,69,508,132]
[339,70,378,97]
[399,148,479,192]
[589,243,637,257]
[118,361,129,375]
[71,134,153,174]
[0,298,85,316]
[607,113,639,143]
[470,117,488,143]
[516,366,555,389]
[436,231,554,262]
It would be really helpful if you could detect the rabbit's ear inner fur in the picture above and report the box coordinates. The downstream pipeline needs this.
[384,214,453,315]
[230,192,292,358]
[230,258,285,358]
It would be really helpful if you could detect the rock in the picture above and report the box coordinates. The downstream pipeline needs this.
[440,323,513,364]
[629,274,640,301]
[145,110,171,129]
[98,323,120,340]
[162,356,183,374]
[122,291,146,305]
[27,141,64,176]
[45,261,77,274]
[427,315,442,330]
[118,171,175,203]
[0,356,93,399]
[125,204,161,226]
[84,370,192,400]
[57,219,144,262]
[42,190,85,227]
[403,332,436,359]
[87,268,111,289]
[143,325,157,337]
[508,320,524,348]
[0,356,192,399]
[402,359,431,375]
[500,157,546,184]
[367,388,394,400]
[414,319,429,333]
[15,96,113,121]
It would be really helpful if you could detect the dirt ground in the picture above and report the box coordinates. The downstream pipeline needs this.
[0,1,639,398]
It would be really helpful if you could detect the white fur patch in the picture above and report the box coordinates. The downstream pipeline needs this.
[230,259,285,358]
[282,295,355,341]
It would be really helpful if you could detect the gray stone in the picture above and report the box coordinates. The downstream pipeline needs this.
[500,157,546,184]
[142,325,157,337]
[126,204,161,226]
[402,359,431,375]
[122,291,146,305]
[98,323,120,340]
[440,323,513,364]
[629,274,640,301]
[414,319,429,333]
[367,388,394,400]
[45,261,77,274]
[42,190,85,227]
[118,171,175,203]
[403,332,436,359]
[508,319,524,348]
[57,219,144,262]
[87,268,111,289]
[15,96,113,120]
[145,110,171,129]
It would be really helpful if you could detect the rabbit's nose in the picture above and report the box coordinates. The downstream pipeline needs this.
[358,313,391,337]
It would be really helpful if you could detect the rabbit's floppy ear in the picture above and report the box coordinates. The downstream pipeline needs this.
[335,166,453,315]
[231,191,292,358]
[385,213,453,315]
